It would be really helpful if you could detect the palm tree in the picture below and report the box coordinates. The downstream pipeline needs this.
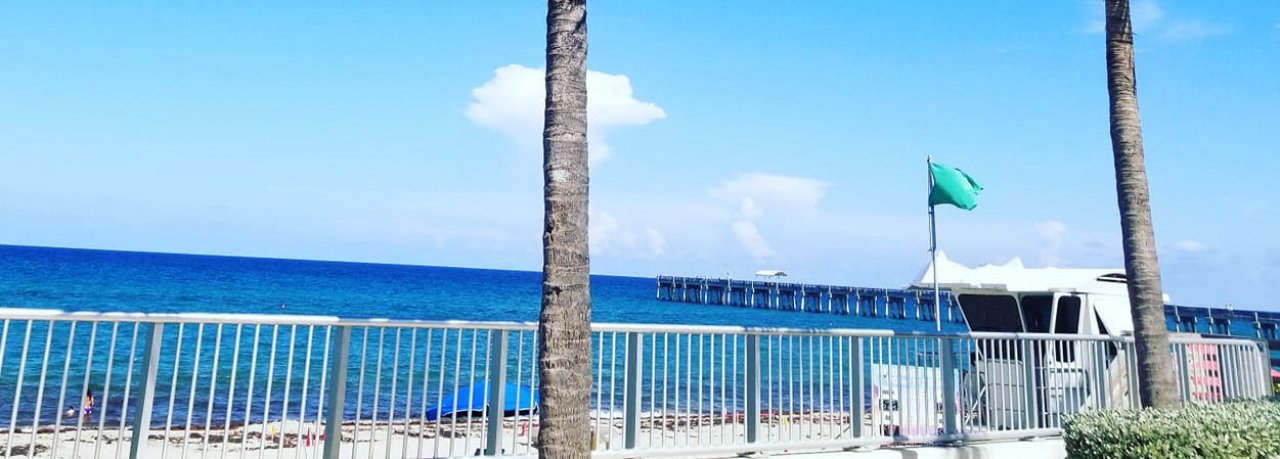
[538,0,593,456]
[1104,0,1178,409]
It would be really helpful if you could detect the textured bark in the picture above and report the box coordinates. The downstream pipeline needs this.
[537,0,592,457]
[1104,0,1179,409]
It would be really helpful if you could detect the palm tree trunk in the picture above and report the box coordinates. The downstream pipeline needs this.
[1104,0,1179,409]
[538,0,593,456]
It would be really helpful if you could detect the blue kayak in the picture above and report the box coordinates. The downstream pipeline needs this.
[425,382,539,421]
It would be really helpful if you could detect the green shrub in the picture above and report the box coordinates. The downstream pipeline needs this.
[1063,401,1280,459]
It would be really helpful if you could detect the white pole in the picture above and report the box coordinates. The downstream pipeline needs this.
[928,156,941,332]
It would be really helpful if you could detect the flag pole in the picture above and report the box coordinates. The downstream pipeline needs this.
[928,156,941,332]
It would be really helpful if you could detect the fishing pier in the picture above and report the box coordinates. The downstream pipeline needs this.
[654,275,966,324]
[656,275,1280,369]
[1166,305,1280,358]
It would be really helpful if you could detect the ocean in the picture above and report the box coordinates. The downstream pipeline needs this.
[0,245,958,429]
[0,245,949,332]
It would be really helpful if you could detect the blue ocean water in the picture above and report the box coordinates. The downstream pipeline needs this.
[2,245,1273,432]
[0,245,950,332]
[0,245,957,429]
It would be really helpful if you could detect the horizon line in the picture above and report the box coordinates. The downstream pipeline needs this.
[0,243,653,280]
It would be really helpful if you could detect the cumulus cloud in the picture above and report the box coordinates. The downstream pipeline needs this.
[1172,239,1208,254]
[711,173,828,214]
[1160,20,1230,42]
[590,211,665,258]
[465,64,666,164]
[1035,220,1068,267]
[1130,0,1167,31]
[733,220,775,259]
[710,173,828,261]
[644,228,666,257]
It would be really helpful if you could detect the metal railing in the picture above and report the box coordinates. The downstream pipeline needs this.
[0,308,1271,458]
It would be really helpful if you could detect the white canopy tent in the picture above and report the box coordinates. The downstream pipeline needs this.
[911,251,1164,335]
[912,251,1127,295]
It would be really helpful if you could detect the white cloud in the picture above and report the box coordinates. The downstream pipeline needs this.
[733,220,775,259]
[590,211,665,258]
[645,228,666,256]
[465,64,666,164]
[1131,0,1166,31]
[1172,239,1208,254]
[1160,20,1230,42]
[739,197,763,219]
[711,173,828,214]
[710,173,828,261]
[1035,220,1068,267]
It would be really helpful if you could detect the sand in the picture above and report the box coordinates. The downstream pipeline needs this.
[0,412,879,458]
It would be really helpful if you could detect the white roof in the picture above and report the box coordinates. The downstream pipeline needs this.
[912,251,1132,296]
[755,270,788,277]
[913,252,1169,335]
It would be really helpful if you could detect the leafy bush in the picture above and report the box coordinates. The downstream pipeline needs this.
[1063,401,1280,458]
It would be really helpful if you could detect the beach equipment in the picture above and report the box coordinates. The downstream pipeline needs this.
[425,382,538,421]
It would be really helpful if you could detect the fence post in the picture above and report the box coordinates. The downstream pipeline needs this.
[745,334,760,444]
[1021,339,1039,430]
[324,326,351,459]
[485,330,510,455]
[850,337,865,438]
[1091,341,1109,409]
[939,337,958,436]
[1125,341,1140,408]
[1175,343,1192,406]
[1258,341,1272,398]
[129,322,164,459]
[623,332,643,450]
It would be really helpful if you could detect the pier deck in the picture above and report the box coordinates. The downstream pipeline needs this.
[656,275,1280,369]
[655,275,965,324]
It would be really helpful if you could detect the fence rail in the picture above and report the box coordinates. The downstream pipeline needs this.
[0,308,1270,458]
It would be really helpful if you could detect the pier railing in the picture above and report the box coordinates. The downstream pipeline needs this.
[655,275,967,324]
[0,308,1271,458]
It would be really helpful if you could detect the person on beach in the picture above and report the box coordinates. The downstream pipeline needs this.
[83,389,94,416]
[64,405,76,417]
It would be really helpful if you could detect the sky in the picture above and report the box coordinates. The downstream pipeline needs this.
[1,1,1278,309]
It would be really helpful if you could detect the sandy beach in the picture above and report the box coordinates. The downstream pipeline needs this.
[1,412,876,458]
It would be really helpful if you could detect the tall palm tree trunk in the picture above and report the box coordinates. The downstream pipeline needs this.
[1104,0,1179,409]
[538,0,592,456]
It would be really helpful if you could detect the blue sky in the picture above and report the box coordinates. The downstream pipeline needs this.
[2,1,1278,309]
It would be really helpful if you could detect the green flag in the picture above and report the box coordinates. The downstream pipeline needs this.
[929,162,982,210]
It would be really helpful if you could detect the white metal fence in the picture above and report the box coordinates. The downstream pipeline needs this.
[0,308,1270,458]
